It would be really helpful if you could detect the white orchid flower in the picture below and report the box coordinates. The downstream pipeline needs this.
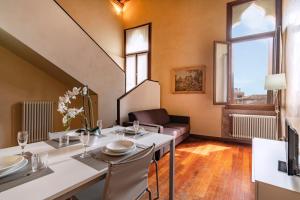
[82,86,88,96]
[58,87,84,129]
[58,96,65,103]
[72,87,81,95]
[77,107,84,114]
[67,90,74,97]
[63,94,71,104]
[57,105,65,114]
[62,115,68,125]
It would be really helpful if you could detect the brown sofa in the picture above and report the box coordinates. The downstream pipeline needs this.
[125,108,190,155]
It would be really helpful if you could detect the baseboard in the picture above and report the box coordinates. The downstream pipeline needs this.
[189,134,252,145]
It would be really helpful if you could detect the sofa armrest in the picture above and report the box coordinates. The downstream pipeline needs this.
[169,115,190,124]
[123,121,164,133]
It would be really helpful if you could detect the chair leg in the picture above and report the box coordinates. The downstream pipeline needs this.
[154,159,160,199]
[146,188,152,200]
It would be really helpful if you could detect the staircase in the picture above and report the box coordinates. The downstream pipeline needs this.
[0,0,125,127]
[117,80,161,125]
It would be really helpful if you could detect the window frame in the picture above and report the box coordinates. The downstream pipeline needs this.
[124,23,152,92]
[226,0,282,108]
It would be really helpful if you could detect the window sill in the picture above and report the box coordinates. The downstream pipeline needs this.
[225,104,275,111]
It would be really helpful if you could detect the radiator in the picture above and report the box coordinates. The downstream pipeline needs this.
[22,101,53,143]
[231,114,277,140]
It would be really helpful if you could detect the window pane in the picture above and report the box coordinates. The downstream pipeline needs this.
[126,24,149,54]
[137,53,148,84]
[215,43,228,103]
[232,38,273,104]
[232,0,276,38]
[126,55,136,92]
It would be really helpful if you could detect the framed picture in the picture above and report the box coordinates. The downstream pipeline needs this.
[171,66,206,94]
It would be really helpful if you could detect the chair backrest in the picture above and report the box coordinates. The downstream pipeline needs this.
[140,124,160,133]
[103,145,155,200]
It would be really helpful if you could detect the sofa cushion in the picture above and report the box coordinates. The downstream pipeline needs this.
[164,123,190,135]
[162,128,183,138]
[128,109,170,125]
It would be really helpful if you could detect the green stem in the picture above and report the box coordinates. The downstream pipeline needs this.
[64,119,72,131]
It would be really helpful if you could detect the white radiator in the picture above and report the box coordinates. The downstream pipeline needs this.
[22,101,53,143]
[231,114,277,140]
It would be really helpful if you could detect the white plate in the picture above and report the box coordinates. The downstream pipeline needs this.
[0,155,24,173]
[0,159,28,178]
[106,140,135,153]
[125,127,144,135]
[101,146,136,156]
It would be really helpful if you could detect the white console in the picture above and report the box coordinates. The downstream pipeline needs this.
[252,138,300,200]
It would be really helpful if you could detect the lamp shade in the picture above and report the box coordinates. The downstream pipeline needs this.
[264,73,287,90]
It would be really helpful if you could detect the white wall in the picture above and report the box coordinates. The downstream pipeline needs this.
[0,0,125,127]
[282,0,300,118]
[56,0,124,69]
[282,0,300,142]
[119,80,160,125]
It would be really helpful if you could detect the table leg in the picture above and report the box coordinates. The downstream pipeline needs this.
[169,139,175,200]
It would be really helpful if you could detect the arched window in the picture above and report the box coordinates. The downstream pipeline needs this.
[232,2,276,38]
[226,0,281,105]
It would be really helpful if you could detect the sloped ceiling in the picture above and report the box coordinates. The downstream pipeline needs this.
[0,28,95,93]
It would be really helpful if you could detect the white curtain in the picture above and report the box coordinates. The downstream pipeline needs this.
[137,53,148,84]
[126,55,136,92]
[126,25,149,54]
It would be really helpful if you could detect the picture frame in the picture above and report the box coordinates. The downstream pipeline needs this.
[171,66,206,94]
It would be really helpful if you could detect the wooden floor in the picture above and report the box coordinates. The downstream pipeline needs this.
[144,138,254,200]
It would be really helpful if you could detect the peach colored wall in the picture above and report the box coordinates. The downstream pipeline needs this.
[123,0,230,136]
[0,45,69,148]
[56,0,124,69]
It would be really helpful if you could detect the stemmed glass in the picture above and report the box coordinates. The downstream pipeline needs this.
[80,131,90,158]
[115,129,125,139]
[133,120,139,134]
[17,131,28,155]
[97,120,103,135]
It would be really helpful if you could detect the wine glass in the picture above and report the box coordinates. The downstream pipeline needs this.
[115,129,125,139]
[80,131,90,158]
[97,120,103,135]
[17,131,28,155]
[133,120,139,134]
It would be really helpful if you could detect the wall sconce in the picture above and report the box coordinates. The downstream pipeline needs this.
[112,0,127,14]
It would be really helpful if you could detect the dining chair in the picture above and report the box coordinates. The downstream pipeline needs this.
[138,124,160,200]
[74,144,155,200]
[126,122,161,199]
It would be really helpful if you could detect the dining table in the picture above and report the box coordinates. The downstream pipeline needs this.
[0,126,175,200]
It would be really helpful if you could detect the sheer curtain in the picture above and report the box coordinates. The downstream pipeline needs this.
[126,25,149,54]
[125,24,150,92]
[126,55,136,91]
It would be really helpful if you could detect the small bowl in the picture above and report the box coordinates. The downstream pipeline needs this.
[106,140,135,153]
